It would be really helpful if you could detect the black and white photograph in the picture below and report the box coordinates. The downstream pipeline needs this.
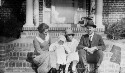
[0,0,125,73]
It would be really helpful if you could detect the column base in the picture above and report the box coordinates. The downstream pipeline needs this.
[96,25,105,30]
[23,24,35,27]
[49,24,71,27]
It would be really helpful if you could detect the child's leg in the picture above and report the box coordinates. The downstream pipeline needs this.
[56,64,60,70]
[72,60,78,71]
[65,63,70,72]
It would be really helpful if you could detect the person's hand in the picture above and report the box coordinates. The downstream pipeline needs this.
[84,47,92,53]
[86,48,90,52]
[83,47,89,50]
[89,47,98,54]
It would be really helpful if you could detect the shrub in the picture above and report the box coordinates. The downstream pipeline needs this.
[104,18,125,40]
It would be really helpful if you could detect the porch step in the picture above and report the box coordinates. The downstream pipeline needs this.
[4,72,35,73]
[3,63,95,73]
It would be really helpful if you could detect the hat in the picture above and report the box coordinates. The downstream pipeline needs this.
[58,35,66,42]
[84,20,96,28]
[65,29,75,36]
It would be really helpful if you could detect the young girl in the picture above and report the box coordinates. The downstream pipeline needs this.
[49,35,70,72]
[64,29,79,73]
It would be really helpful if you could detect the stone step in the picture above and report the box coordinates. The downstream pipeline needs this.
[4,72,35,73]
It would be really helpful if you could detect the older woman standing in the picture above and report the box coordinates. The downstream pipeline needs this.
[33,23,57,73]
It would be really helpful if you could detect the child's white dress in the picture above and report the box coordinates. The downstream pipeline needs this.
[64,38,79,63]
[49,42,68,65]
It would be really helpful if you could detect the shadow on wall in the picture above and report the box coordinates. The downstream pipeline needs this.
[0,0,25,38]
[26,52,38,73]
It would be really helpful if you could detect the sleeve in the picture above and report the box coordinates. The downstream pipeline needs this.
[63,43,71,54]
[75,39,79,47]
[49,43,56,52]
[74,39,79,52]
[48,35,52,46]
[96,35,106,51]
[77,35,86,50]
[33,38,42,54]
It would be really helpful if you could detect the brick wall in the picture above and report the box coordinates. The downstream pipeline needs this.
[103,0,125,24]
[4,39,35,73]
[0,44,6,73]
[39,0,43,24]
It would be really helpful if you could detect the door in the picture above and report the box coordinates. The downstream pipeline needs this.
[53,0,75,24]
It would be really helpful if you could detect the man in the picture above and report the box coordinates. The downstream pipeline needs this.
[77,20,106,73]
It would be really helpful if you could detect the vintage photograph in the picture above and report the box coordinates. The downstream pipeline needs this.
[0,0,125,73]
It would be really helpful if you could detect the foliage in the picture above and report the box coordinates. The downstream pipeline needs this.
[0,0,25,38]
[104,18,125,40]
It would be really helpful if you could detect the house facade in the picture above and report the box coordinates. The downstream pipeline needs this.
[1,0,125,73]
[24,0,104,29]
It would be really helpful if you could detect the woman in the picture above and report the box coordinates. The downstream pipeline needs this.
[33,23,57,73]
[64,29,79,73]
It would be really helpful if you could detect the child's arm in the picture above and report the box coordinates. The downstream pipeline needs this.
[49,43,57,51]
[63,44,71,54]
[49,43,56,52]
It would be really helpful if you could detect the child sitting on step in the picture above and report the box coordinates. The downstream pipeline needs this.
[49,35,70,72]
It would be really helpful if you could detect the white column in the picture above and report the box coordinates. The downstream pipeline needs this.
[90,0,96,24]
[95,0,104,29]
[33,0,39,27]
[0,0,1,6]
[43,0,45,23]
[24,0,34,27]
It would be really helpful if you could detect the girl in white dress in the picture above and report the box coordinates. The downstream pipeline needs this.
[49,35,70,70]
[64,29,79,73]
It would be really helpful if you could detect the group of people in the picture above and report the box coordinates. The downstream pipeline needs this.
[32,19,106,73]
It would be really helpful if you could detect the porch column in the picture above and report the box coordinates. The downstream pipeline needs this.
[24,0,34,27]
[33,0,39,27]
[0,0,1,6]
[95,0,104,29]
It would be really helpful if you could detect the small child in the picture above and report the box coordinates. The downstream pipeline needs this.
[49,35,70,71]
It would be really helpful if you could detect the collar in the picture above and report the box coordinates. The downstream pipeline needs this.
[89,32,94,37]
[38,33,49,42]
[89,32,94,41]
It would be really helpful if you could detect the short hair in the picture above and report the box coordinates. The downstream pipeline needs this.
[37,23,49,33]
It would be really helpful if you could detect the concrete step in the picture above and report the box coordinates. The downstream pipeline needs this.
[4,72,35,73]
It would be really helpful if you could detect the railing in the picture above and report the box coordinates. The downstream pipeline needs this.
[23,27,105,32]
[22,27,105,42]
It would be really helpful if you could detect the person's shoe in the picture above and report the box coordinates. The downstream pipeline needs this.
[93,66,99,73]
[94,68,98,73]
[84,64,89,73]
[48,68,57,73]
[72,70,77,73]
[65,70,69,73]
[72,66,77,73]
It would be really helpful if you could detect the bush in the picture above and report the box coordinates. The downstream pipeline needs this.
[104,18,125,40]
[0,69,4,73]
